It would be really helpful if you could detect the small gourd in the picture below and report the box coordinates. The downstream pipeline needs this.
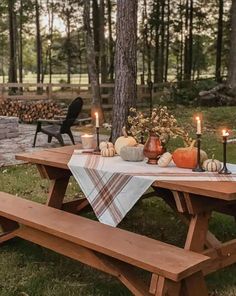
[120,144,144,162]
[158,152,172,167]
[99,141,114,151]
[101,143,116,157]
[203,155,222,172]
[115,127,137,155]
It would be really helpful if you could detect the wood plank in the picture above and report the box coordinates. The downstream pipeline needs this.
[183,272,208,296]
[153,181,236,201]
[47,176,70,208]
[185,213,210,252]
[36,164,71,180]
[150,274,159,294]
[17,225,151,296]
[0,192,209,282]
[155,277,181,296]
[16,150,71,169]
[202,239,236,275]
[62,199,90,214]
[0,230,18,244]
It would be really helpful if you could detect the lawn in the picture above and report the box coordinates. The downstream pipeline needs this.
[1,106,236,296]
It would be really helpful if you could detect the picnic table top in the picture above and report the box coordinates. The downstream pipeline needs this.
[16,145,236,201]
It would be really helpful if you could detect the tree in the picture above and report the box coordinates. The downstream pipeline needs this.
[8,0,17,84]
[35,0,42,87]
[83,0,104,121]
[227,0,236,92]
[216,0,224,82]
[111,0,138,141]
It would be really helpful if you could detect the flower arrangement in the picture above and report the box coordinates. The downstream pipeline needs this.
[128,106,191,146]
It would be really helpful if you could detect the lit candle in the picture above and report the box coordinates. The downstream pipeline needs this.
[219,129,231,174]
[95,112,99,128]
[81,134,94,149]
[222,129,229,138]
[196,116,201,134]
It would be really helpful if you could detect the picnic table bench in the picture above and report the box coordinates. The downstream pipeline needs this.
[0,192,209,296]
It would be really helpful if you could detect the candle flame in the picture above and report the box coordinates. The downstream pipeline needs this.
[95,112,98,117]
[222,129,229,137]
[196,116,200,121]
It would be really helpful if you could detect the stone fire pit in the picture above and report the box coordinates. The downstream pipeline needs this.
[0,116,19,140]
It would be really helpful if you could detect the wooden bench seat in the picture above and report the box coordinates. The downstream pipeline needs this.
[0,192,210,296]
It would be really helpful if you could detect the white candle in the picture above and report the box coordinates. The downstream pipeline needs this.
[81,134,94,149]
[95,112,99,128]
[196,116,201,134]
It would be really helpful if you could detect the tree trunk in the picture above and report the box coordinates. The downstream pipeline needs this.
[83,0,104,121]
[19,0,23,84]
[227,0,236,92]
[66,13,71,84]
[111,0,138,141]
[92,0,100,73]
[35,0,42,89]
[164,0,170,81]
[143,0,152,82]
[188,0,193,80]
[216,0,223,83]
[159,0,165,83]
[154,0,160,83]
[107,0,114,81]
[184,0,190,80]
[100,0,107,83]
[8,0,17,84]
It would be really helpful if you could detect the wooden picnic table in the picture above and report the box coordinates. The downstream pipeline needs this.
[15,145,236,281]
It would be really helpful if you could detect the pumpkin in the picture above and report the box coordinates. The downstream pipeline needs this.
[120,144,144,162]
[158,152,172,167]
[101,146,116,157]
[172,141,208,169]
[203,155,222,172]
[99,141,114,151]
[114,127,137,155]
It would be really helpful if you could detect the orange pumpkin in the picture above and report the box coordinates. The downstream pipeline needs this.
[172,141,208,169]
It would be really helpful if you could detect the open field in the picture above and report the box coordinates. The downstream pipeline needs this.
[1,106,236,295]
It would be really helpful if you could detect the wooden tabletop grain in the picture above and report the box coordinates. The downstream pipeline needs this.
[16,145,236,201]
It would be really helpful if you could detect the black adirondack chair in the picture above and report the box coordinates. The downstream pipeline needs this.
[33,97,83,147]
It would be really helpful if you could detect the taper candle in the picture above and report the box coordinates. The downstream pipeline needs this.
[196,116,201,134]
[95,112,99,128]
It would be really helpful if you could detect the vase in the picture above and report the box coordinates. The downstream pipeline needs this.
[143,132,165,164]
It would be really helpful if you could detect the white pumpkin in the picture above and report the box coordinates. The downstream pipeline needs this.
[203,155,222,172]
[99,141,114,151]
[101,147,116,157]
[158,152,172,167]
[120,145,144,162]
[114,127,137,155]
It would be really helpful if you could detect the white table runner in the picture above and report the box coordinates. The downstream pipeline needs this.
[68,154,236,227]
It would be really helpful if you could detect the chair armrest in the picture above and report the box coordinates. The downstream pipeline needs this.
[73,117,92,126]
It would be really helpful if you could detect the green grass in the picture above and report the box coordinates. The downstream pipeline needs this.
[1,106,236,295]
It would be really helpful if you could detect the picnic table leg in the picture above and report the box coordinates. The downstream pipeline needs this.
[183,271,208,296]
[36,164,90,212]
[151,275,181,296]
[0,217,19,243]
[36,164,71,209]
[185,212,210,252]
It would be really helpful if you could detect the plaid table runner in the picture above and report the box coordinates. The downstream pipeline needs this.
[68,154,236,227]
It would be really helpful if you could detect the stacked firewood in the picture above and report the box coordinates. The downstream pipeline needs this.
[0,99,63,123]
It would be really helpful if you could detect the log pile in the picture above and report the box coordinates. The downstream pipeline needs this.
[0,99,63,123]
[197,84,236,106]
